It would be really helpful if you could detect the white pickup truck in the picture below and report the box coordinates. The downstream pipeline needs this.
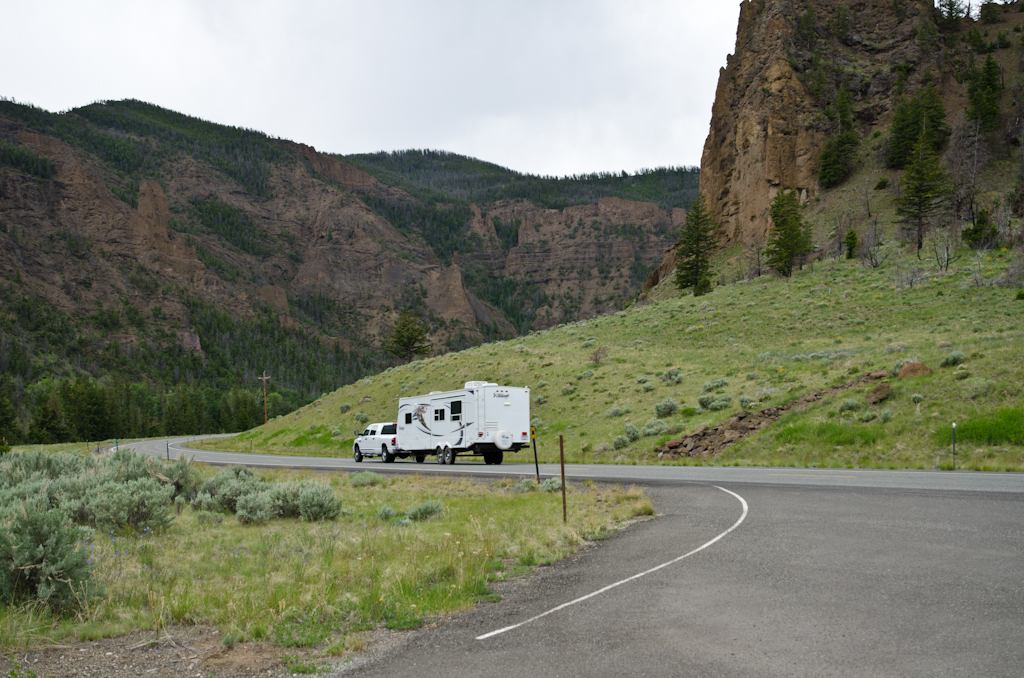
[352,422,426,463]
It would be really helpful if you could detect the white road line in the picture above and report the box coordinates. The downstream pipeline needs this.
[475,485,749,641]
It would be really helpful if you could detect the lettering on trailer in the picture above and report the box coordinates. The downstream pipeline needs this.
[492,389,510,398]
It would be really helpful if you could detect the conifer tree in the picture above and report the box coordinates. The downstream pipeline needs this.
[384,310,433,361]
[765,191,813,278]
[968,54,1002,132]
[896,132,952,252]
[887,85,949,169]
[673,193,721,297]
[818,88,860,188]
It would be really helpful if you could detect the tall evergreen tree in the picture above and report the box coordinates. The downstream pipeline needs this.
[765,191,813,278]
[968,54,1002,132]
[938,0,966,30]
[673,193,721,296]
[0,392,19,445]
[818,88,860,188]
[887,85,949,169]
[896,132,952,252]
[383,310,433,362]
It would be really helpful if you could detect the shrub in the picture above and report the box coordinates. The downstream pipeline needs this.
[535,395,548,405]
[376,504,396,520]
[85,478,175,532]
[162,454,201,501]
[642,382,657,392]
[236,490,275,525]
[680,407,700,417]
[191,491,221,512]
[839,398,861,412]
[912,393,924,403]
[339,403,352,414]
[655,398,680,418]
[1017,290,1024,301]
[590,346,610,364]
[636,375,649,384]
[271,481,303,518]
[874,177,889,190]
[739,396,757,409]
[406,500,443,521]
[702,378,729,393]
[0,495,97,611]
[536,381,548,388]
[605,406,626,417]
[667,424,684,435]
[662,368,683,385]
[613,435,630,450]
[581,339,596,348]
[514,479,536,493]
[641,419,668,437]
[890,357,914,376]
[861,411,878,423]
[355,412,370,424]
[542,478,563,492]
[298,483,342,521]
[561,385,577,396]
[575,370,594,380]
[708,396,732,411]
[880,408,893,423]
[941,351,967,367]
[697,394,715,410]
[349,471,386,487]
[331,430,341,438]
[203,468,263,513]
[624,423,640,442]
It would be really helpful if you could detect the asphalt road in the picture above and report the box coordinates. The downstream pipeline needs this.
[127,437,1024,676]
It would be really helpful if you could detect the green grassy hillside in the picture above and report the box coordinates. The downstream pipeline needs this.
[206,244,1024,472]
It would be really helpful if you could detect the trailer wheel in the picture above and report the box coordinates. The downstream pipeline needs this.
[493,450,503,465]
[382,445,394,463]
[354,446,363,463]
[443,447,455,465]
[416,455,425,464]
[436,447,445,464]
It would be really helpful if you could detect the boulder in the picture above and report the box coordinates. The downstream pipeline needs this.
[867,382,891,404]
[665,439,682,450]
[897,362,933,379]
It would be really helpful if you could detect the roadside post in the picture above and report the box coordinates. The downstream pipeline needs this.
[531,426,540,483]
[952,422,956,470]
[559,434,566,524]
[166,442,169,461]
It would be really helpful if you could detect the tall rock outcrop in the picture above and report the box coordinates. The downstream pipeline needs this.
[700,0,936,243]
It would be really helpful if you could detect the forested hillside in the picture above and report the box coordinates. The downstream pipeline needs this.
[0,98,695,446]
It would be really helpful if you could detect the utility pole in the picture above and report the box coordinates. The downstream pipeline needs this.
[258,371,271,424]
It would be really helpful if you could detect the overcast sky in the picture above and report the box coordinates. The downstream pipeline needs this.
[2,1,741,176]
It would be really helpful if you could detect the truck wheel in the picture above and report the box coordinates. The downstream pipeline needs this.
[354,446,363,463]
[382,445,393,463]
[416,455,425,464]
[443,447,455,465]
[436,447,445,464]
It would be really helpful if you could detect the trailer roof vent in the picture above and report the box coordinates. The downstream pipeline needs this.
[465,381,490,388]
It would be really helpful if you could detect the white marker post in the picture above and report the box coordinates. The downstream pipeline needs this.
[952,422,956,470]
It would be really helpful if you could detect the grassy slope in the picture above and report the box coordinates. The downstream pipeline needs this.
[205,241,1023,471]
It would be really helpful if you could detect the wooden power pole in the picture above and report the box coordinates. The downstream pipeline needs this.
[258,371,271,424]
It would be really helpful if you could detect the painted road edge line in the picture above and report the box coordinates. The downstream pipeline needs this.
[476,485,749,641]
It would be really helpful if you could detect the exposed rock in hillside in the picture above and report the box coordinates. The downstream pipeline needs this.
[700,0,937,243]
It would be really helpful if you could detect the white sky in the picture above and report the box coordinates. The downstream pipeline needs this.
[2,1,742,176]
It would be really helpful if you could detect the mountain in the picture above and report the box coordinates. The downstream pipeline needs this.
[0,99,696,440]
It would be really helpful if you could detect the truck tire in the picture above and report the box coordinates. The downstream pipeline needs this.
[382,445,393,463]
[443,447,455,465]
[354,445,363,463]
[495,430,514,451]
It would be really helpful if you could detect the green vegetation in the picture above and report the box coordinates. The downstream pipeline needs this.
[895,133,952,252]
[818,88,859,188]
[0,456,652,651]
[967,54,1003,131]
[0,142,53,180]
[766,191,813,277]
[673,194,721,297]
[887,85,949,170]
[384,310,434,361]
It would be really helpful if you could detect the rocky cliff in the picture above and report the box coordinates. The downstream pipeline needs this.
[700,0,941,242]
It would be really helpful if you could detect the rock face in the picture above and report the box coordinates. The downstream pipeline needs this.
[700,0,935,243]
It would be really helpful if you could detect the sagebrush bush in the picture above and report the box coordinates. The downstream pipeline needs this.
[662,368,683,385]
[0,495,97,611]
[536,381,548,388]
[542,478,563,492]
[376,504,396,520]
[349,471,386,487]
[839,398,861,412]
[236,490,275,525]
[561,385,577,396]
[941,350,967,367]
[642,382,657,392]
[514,479,536,493]
[298,483,342,521]
[191,491,221,512]
[739,396,757,409]
[861,411,878,422]
[641,419,668,437]
[613,435,629,449]
[624,423,640,442]
[355,412,370,424]
[636,375,649,384]
[890,357,914,376]
[535,395,548,405]
[605,406,627,417]
[708,395,732,411]
[339,403,352,414]
[203,467,263,513]
[406,500,443,521]
[702,378,729,393]
[271,481,303,518]
[576,370,594,380]
[911,393,924,404]
[86,478,175,532]
[697,394,714,410]
[880,408,893,423]
[655,398,679,418]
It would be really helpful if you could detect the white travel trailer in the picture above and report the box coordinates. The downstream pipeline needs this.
[396,382,531,465]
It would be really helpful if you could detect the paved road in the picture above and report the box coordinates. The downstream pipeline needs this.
[127,437,1024,676]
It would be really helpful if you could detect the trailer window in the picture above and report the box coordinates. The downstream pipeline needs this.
[405,413,412,424]
[451,400,462,421]
[434,408,445,421]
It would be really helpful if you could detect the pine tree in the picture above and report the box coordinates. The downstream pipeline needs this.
[818,88,860,188]
[938,0,965,31]
[673,193,721,296]
[968,54,1002,132]
[384,310,433,361]
[896,132,952,252]
[765,191,813,278]
[887,85,949,169]
[843,230,858,259]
